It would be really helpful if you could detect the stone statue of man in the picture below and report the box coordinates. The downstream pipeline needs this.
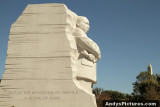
[73,16,101,63]
[0,4,100,107]
[73,16,101,93]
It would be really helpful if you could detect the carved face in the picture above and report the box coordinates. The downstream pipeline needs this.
[77,17,90,33]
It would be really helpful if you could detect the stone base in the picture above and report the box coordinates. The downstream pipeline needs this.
[0,80,96,107]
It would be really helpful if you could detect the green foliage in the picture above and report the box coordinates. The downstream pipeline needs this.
[93,88,133,107]
[136,71,156,82]
[156,74,160,85]
[103,90,126,100]
[93,70,160,107]
[93,88,111,107]
[125,94,133,100]
[93,87,104,95]
[93,88,133,100]
[132,71,160,100]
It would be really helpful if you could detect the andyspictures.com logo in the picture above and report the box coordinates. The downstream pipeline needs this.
[103,100,159,107]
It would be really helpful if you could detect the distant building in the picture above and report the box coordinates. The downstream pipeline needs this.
[147,63,153,75]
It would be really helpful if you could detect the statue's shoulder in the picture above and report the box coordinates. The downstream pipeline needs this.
[73,28,87,37]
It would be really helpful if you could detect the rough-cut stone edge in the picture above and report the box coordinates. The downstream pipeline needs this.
[0,3,97,107]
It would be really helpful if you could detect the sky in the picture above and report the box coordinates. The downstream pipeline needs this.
[0,0,160,94]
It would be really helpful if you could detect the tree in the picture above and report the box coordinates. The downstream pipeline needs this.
[93,88,111,107]
[93,88,133,107]
[125,93,133,100]
[132,71,160,100]
[156,74,160,85]
[103,90,127,100]
[93,87,104,95]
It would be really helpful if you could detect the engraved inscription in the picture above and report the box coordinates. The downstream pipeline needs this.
[9,90,79,101]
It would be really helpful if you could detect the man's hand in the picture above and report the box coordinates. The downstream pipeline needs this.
[81,50,98,63]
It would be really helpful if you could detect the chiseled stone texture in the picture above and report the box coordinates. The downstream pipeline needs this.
[0,3,100,107]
